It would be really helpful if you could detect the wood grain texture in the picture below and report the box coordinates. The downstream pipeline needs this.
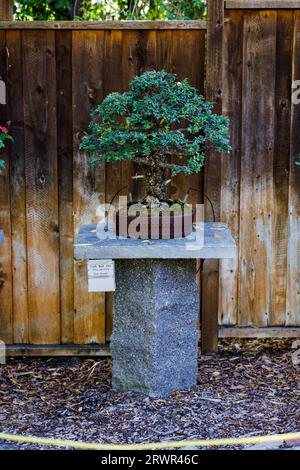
[103,29,124,207]
[124,30,157,201]
[0,0,13,21]
[56,31,74,343]
[226,1,300,8]
[219,10,243,326]
[6,343,111,356]
[238,11,277,327]
[171,29,205,321]
[72,30,106,344]
[7,30,28,343]
[272,11,294,325]
[0,20,207,30]
[202,0,224,353]
[103,29,124,341]
[171,30,205,205]
[0,29,13,343]
[219,327,300,338]
[22,30,60,344]
[1,18,300,350]
[286,11,300,325]
[156,29,174,201]
[115,30,140,201]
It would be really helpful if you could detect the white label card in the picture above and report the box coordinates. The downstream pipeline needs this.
[87,259,116,292]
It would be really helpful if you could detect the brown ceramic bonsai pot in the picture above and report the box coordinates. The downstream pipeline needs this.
[115,201,193,240]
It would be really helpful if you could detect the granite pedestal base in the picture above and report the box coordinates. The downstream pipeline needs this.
[110,259,199,397]
[74,222,237,396]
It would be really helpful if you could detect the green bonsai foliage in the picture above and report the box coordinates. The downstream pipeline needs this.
[81,70,230,201]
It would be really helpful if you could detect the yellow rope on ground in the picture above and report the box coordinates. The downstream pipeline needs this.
[0,431,299,450]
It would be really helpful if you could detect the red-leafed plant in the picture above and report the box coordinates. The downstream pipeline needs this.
[0,122,13,175]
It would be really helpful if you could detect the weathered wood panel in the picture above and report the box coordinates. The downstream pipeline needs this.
[226,1,300,8]
[286,11,300,325]
[171,30,205,205]
[202,0,224,353]
[219,10,243,326]
[0,25,206,349]
[238,11,277,327]
[56,31,74,343]
[72,31,106,344]
[22,30,60,344]
[0,20,207,30]
[1,15,300,352]
[0,0,13,21]
[220,8,300,329]
[0,29,13,344]
[103,30,124,341]
[272,11,294,325]
[7,30,28,343]
[122,30,157,201]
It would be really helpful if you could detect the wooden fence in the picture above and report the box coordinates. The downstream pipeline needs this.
[0,0,299,355]
[218,1,300,333]
[200,0,300,348]
[0,22,206,352]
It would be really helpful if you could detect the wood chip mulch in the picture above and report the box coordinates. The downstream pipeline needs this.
[0,339,299,450]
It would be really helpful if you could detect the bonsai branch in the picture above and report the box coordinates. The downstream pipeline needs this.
[132,157,176,171]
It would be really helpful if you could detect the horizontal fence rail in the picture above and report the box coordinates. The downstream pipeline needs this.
[0,20,207,30]
[226,1,300,8]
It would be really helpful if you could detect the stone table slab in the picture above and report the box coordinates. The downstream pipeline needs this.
[74,222,236,260]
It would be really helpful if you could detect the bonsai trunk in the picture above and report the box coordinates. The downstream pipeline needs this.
[144,154,167,201]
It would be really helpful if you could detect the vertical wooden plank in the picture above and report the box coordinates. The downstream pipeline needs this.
[119,30,142,198]
[121,31,141,90]
[219,10,243,326]
[172,30,205,93]
[156,30,174,203]
[286,12,300,325]
[72,30,106,344]
[104,29,158,340]
[0,29,13,343]
[238,11,277,327]
[135,30,157,74]
[103,30,146,341]
[171,29,205,327]
[56,30,74,344]
[202,0,224,353]
[171,30,205,205]
[0,0,13,21]
[156,30,173,73]
[103,29,124,342]
[22,30,60,344]
[129,30,157,201]
[7,30,28,343]
[272,11,294,325]
[104,30,124,210]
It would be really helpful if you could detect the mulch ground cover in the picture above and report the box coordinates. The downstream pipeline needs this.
[0,339,299,450]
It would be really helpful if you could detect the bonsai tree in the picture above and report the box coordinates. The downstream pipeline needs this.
[0,123,13,175]
[81,70,230,205]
